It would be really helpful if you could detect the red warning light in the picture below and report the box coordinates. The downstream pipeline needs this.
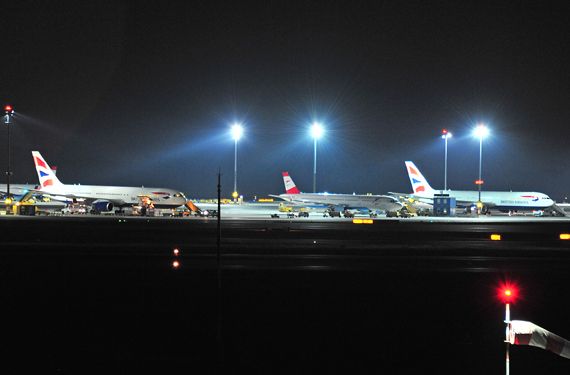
[498,283,518,304]
[475,180,484,185]
[442,129,447,134]
[173,249,179,255]
[173,261,179,268]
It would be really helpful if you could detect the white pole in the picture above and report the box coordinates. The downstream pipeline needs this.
[505,303,511,375]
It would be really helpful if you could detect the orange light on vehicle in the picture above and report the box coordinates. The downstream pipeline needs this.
[353,219,373,224]
[491,234,501,241]
[560,234,570,240]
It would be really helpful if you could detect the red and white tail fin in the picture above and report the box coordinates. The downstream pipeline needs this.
[283,172,300,194]
[32,151,64,190]
[405,161,436,196]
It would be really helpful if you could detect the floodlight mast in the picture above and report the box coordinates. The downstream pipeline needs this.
[232,124,242,203]
[5,105,14,215]
[442,129,451,190]
[474,124,488,213]
[311,123,322,193]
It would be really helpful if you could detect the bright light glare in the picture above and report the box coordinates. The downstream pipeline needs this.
[353,219,374,224]
[497,282,519,304]
[311,123,323,138]
[232,124,242,140]
[474,124,488,137]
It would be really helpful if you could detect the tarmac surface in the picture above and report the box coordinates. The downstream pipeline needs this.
[2,209,570,373]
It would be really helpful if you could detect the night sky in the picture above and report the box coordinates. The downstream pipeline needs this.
[2,2,569,201]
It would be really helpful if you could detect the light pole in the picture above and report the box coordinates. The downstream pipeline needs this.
[441,129,451,190]
[500,286,516,375]
[232,124,242,203]
[5,105,14,214]
[311,122,322,193]
[474,124,488,213]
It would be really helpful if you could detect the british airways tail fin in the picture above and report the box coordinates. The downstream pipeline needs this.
[405,161,436,196]
[282,172,300,194]
[32,151,64,189]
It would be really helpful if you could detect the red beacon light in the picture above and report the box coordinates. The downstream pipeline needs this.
[498,284,518,304]
[5,105,12,111]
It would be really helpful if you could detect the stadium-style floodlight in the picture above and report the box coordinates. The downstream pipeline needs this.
[232,124,242,202]
[311,122,323,193]
[5,105,14,215]
[441,129,452,190]
[474,124,488,213]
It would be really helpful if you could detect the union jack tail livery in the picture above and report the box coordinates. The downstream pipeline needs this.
[32,151,64,190]
[405,161,436,196]
[282,172,301,194]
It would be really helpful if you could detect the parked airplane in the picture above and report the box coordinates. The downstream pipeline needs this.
[400,161,555,214]
[271,172,403,215]
[31,151,188,212]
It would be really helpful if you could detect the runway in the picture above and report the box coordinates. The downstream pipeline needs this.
[2,211,570,373]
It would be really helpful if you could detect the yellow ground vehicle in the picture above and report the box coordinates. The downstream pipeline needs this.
[278,203,293,212]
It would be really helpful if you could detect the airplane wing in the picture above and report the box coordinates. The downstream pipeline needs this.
[268,194,329,208]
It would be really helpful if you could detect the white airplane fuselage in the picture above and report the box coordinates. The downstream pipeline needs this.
[31,151,187,211]
[403,161,554,213]
[412,190,554,211]
[38,184,187,209]
[278,192,403,212]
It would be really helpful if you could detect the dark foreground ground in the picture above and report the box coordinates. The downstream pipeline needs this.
[2,216,570,374]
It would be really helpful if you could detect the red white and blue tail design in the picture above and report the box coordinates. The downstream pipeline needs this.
[32,151,64,191]
[405,161,435,196]
[282,172,301,194]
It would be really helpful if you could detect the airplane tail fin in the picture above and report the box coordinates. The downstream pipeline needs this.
[405,161,436,196]
[32,151,64,189]
[282,172,300,194]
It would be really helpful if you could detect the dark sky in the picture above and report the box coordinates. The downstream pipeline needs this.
[2,2,569,200]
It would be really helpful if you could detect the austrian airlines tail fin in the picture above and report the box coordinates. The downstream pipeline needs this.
[282,172,301,194]
[405,161,436,196]
[32,151,64,190]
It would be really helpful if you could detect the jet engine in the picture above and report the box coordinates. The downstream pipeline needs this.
[92,201,114,212]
